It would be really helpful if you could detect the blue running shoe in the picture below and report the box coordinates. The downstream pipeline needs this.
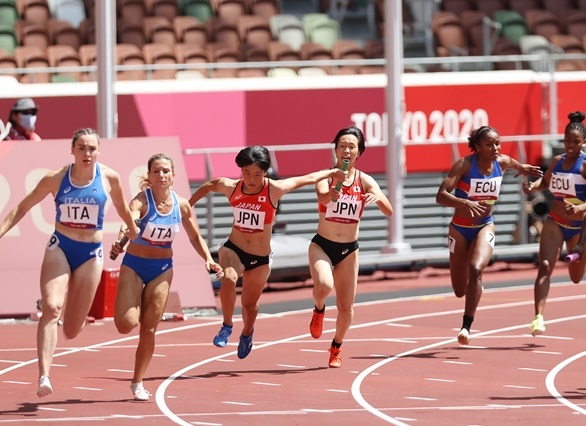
[213,324,233,347]
[237,330,254,359]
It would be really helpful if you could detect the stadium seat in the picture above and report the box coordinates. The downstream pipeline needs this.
[175,69,206,78]
[541,0,575,14]
[301,12,329,39]
[145,0,179,21]
[267,40,300,62]
[0,0,19,29]
[560,10,586,41]
[549,34,586,71]
[15,21,51,51]
[297,66,327,76]
[507,0,539,17]
[300,40,332,74]
[440,0,473,16]
[50,0,86,28]
[181,0,213,24]
[143,42,177,79]
[48,18,82,49]
[47,43,82,81]
[238,15,272,51]
[245,0,278,20]
[332,39,364,74]
[267,67,297,77]
[0,26,18,54]
[78,17,95,43]
[270,14,305,51]
[472,0,506,18]
[491,36,523,70]
[524,9,562,42]
[492,10,528,46]
[17,0,51,24]
[174,43,209,75]
[144,16,177,47]
[306,17,341,50]
[0,48,18,79]
[117,21,147,48]
[173,15,207,47]
[13,45,51,83]
[207,17,240,50]
[460,10,496,56]
[432,11,468,57]
[117,0,146,27]
[519,34,551,72]
[116,43,146,80]
[211,0,245,26]
[240,42,269,62]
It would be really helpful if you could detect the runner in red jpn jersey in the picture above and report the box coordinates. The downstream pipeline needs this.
[190,146,347,359]
[308,126,393,368]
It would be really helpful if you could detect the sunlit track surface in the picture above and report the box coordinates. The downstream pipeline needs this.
[2,266,586,425]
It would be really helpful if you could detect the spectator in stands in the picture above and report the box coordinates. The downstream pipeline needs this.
[527,112,586,337]
[109,153,222,402]
[4,98,41,141]
[189,146,346,359]
[0,128,140,398]
[308,126,393,368]
[435,125,542,345]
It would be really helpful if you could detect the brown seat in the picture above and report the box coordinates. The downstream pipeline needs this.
[117,20,147,48]
[83,0,95,18]
[524,9,562,41]
[17,0,51,25]
[13,45,51,83]
[236,67,266,77]
[15,21,51,51]
[116,43,146,80]
[173,15,207,47]
[491,37,523,70]
[300,41,332,74]
[142,42,177,79]
[460,10,496,55]
[145,0,179,21]
[78,42,96,80]
[432,11,468,57]
[267,40,300,61]
[0,49,18,79]
[560,10,586,41]
[210,0,246,26]
[144,16,177,47]
[507,0,540,17]
[364,39,384,59]
[331,39,364,74]
[78,17,95,44]
[245,0,279,21]
[48,19,82,50]
[579,0,586,12]
[116,0,146,27]
[207,42,240,77]
[207,17,240,50]
[472,0,507,18]
[440,0,473,16]
[240,43,269,62]
[542,0,575,14]
[238,15,272,51]
[47,44,82,81]
[174,42,209,75]
[550,34,586,70]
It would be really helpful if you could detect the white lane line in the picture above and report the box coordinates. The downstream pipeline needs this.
[545,350,586,415]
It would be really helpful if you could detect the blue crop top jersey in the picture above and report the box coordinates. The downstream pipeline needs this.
[454,155,503,205]
[132,188,181,249]
[55,163,108,229]
[549,152,586,205]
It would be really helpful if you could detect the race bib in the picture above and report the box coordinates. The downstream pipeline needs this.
[59,204,99,228]
[233,207,266,233]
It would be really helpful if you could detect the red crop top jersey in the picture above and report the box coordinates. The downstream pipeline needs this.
[318,170,365,223]
[229,178,277,233]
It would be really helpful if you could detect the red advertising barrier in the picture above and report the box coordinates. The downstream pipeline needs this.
[0,137,216,317]
[90,268,119,319]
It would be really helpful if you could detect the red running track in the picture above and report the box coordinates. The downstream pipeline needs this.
[2,262,586,425]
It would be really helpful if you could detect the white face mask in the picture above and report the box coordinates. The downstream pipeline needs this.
[18,114,37,130]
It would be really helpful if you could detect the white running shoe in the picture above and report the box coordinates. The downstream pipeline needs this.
[37,375,53,398]
[457,328,470,345]
[529,314,546,336]
[130,382,150,401]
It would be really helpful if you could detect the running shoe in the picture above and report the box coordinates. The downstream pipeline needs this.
[529,314,546,336]
[309,309,325,339]
[457,328,470,345]
[237,330,253,359]
[328,347,342,368]
[213,324,233,347]
[37,375,53,398]
[130,382,150,401]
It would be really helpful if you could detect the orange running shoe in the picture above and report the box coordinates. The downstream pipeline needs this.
[328,346,342,368]
[310,309,324,338]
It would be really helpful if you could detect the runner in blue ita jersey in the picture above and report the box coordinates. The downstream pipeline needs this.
[0,128,140,398]
[436,126,543,345]
[529,112,586,336]
[109,153,223,401]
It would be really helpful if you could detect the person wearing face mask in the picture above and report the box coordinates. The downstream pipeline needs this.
[5,97,41,141]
